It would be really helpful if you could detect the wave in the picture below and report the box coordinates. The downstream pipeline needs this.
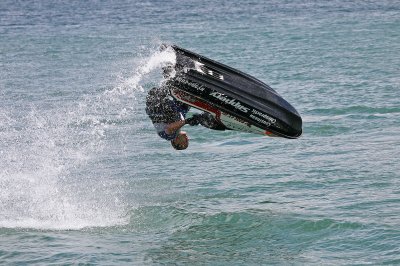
[123,205,366,264]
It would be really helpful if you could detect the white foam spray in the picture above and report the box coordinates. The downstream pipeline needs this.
[0,45,177,230]
[108,45,176,95]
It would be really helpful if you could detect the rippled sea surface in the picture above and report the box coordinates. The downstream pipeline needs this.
[1,0,399,264]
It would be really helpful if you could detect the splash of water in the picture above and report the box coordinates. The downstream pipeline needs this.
[109,45,176,96]
[0,46,176,230]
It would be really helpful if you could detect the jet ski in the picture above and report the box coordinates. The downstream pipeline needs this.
[165,45,302,139]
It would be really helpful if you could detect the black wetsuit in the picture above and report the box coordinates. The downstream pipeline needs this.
[146,87,189,140]
[146,87,228,140]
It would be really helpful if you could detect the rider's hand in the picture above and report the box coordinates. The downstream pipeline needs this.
[185,114,203,126]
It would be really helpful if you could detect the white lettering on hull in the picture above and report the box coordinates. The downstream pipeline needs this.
[251,109,276,124]
[249,114,272,127]
[175,76,205,91]
[209,92,250,113]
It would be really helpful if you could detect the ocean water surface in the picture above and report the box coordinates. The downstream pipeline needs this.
[1,0,399,264]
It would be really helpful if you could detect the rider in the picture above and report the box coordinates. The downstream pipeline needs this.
[145,86,226,150]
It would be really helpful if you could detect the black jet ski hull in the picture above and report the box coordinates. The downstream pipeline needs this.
[166,45,302,139]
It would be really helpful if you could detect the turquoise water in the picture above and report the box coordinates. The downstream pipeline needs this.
[1,0,400,264]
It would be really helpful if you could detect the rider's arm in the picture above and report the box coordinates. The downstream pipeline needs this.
[165,119,186,135]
